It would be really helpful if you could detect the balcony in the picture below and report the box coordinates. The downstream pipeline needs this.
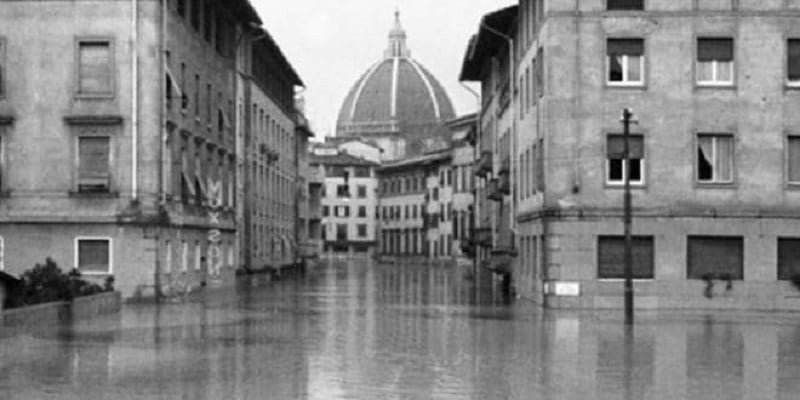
[475,151,492,177]
[487,178,503,201]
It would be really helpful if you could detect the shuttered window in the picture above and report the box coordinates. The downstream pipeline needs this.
[789,136,800,184]
[698,38,734,62]
[77,238,110,274]
[687,236,743,279]
[607,135,644,184]
[778,238,800,281]
[598,236,654,279]
[78,137,110,192]
[788,40,800,84]
[78,41,112,95]
[697,38,734,85]
[607,0,644,10]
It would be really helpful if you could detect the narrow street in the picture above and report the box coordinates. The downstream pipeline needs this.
[2,260,799,400]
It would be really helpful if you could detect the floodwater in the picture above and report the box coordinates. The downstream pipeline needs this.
[1,259,800,400]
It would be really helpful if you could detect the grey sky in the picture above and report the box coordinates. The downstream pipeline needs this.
[252,0,515,139]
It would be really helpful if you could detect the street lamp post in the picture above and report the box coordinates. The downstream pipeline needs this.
[622,108,635,325]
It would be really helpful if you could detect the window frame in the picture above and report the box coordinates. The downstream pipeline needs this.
[597,236,655,280]
[695,133,735,186]
[606,0,644,11]
[695,37,735,87]
[787,38,800,88]
[75,37,116,99]
[605,134,646,187]
[606,38,646,87]
[74,236,113,275]
[786,134,800,187]
[75,134,114,194]
[686,236,743,280]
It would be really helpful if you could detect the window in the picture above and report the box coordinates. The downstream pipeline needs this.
[606,135,644,185]
[598,236,654,279]
[778,238,800,280]
[357,224,368,238]
[687,236,743,280]
[336,224,347,241]
[358,206,367,218]
[77,40,113,96]
[76,238,111,274]
[357,185,367,198]
[322,205,329,217]
[177,0,186,17]
[787,136,800,184]
[0,39,5,97]
[433,187,439,201]
[203,0,213,43]
[697,134,734,183]
[607,0,644,10]
[354,166,370,178]
[337,184,350,198]
[607,39,644,85]
[697,38,734,86]
[78,136,111,193]
[788,39,800,86]
[190,0,201,31]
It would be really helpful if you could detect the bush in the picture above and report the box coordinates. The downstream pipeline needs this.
[5,258,111,309]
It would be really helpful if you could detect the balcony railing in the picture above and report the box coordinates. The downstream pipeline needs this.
[475,151,492,177]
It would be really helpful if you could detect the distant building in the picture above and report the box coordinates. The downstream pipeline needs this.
[310,150,379,256]
[335,12,456,160]
[461,1,800,310]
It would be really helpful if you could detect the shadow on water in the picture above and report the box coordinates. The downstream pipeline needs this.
[2,257,800,399]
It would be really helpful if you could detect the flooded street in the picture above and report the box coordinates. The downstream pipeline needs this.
[2,259,800,399]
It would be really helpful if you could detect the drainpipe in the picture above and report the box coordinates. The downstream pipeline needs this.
[131,0,139,201]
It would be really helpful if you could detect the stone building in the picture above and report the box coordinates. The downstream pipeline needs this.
[241,27,305,272]
[0,0,307,300]
[335,12,456,160]
[462,0,800,310]
[377,150,455,260]
[309,150,379,256]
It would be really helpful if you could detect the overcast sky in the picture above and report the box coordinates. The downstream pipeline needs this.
[252,0,515,139]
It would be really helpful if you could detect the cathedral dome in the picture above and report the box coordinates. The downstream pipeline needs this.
[336,12,455,156]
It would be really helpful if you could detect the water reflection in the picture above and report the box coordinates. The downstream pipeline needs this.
[1,259,800,399]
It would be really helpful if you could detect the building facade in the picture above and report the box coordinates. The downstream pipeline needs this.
[462,0,800,310]
[241,28,304,272]
[0,0,308,300]
[377,150,458,260]
[310,150,379,256]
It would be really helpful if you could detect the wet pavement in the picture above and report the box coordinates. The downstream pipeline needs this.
[1,258,800,399]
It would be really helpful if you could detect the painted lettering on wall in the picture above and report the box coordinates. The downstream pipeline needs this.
[207,178,224,281]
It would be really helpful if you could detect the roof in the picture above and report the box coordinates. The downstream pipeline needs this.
[336,12,455,148]
[253,28,304,87]
[460,5,519,81]
[229,0,262,25]
[309,153,379,167]
[378,148,452,173]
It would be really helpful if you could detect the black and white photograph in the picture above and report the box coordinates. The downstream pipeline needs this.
[1,0,800,398]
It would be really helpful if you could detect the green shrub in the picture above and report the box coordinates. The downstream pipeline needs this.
[6,258,110,309]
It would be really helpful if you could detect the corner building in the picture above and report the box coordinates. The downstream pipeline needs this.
[0,0,306,300]
[463,0,800,310]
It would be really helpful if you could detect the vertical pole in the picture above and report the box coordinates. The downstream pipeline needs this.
[623,108,634,324]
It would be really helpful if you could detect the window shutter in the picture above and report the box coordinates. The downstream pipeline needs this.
[607,39,644,56]
[607,0,644,10]
[607,135,644,159]
[789,40,800,81]
[79,137,110,186]
[789,137,800,182]
[697,38,734,62]
[688,237,743,279]
[79,42,111,94]
[78,240,109,273]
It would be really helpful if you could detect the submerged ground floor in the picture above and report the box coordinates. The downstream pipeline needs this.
[510,215,800,311]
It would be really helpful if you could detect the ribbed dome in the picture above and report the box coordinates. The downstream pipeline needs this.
[336,12,455,157]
